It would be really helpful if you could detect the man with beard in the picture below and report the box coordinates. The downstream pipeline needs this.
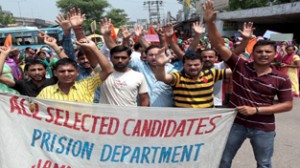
[154,49,231,108]
[203,1,293,167]
[99,45,149,106]
[0,59,57,97]
[201,49,226,107]
[55,12,102,102]
[0,36,65,97]
[37,39,113,103]
[75,48,98,80]
[100,18,176,107]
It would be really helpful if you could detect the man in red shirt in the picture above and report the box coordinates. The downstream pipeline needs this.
[203,1,293,167]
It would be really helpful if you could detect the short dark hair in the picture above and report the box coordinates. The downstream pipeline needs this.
[286,44,296,51]
[133,42,142,51]
[53,58,78,70]
[24,60,47,71]
[25,47,32,51]
[110,45,132,57]
[253,40,276,52]
[200,48,218,56]
[145,45,160,55]
[76,47,85,58]
[183,52,202,64]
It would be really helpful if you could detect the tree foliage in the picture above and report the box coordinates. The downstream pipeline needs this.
[0,6,16,25]
[56,0,129,32]
[105,8,128,27]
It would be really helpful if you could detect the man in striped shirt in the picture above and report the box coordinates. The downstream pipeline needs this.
[203,1,293,167]
[154,50,231,108]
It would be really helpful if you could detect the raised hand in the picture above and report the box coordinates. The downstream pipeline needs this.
[239,22,255,40]
[44,36,57,47]
[38,30,48,39]
[100,18,112,36]
[55,14,72,31]
[155,23,165,37]
[67,8,85,27]
[120,26,132,40]
[164,23,175,39]
[75,39,97,49]
[202,0,217,23]
[155,47,170,66]
[134,25,144,37]
[192,22,205,35]
[0,47,17,57]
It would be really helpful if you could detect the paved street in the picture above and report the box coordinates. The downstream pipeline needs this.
[232,98,300,168]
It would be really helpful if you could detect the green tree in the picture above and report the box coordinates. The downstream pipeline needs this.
[0,6,16,25]
[105,8,128,27]
[56,0,129,32]
[56,0,110,32]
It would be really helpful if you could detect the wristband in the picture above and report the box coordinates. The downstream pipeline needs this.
[55,48,63,54]
[255,107,260,114]
[73,26,83,31]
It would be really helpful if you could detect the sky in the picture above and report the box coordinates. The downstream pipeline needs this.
[0,0,182,23]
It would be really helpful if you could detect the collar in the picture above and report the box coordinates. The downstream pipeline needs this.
[180,69,205,79]
[53,82,77,93]
[28,79,46,87]
[247,61,278,76]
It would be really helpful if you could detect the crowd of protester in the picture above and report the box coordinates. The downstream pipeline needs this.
[0,1,297,167]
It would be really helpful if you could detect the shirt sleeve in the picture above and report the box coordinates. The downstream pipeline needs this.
[212,69,226,83]
[170,72,180,87]
[128,56,142,71]
[293,55,300,62]
[11,80,23,93]
[225,53,244,72]
[138,73,148,94]
[278,75,293,102]
[62,34,76,60]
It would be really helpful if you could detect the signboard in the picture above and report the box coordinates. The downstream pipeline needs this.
[263,30,281,39]
[270,33,293,42]
[144,34,160,42]
[0,92,236,168]
[90,20,97,33]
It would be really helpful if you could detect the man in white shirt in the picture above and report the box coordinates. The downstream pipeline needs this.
[201,49,226,107]
[100,45,149,106]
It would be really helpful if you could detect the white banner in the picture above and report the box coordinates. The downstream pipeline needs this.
[0,93,236,168]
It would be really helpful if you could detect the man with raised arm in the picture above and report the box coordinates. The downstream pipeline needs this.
[99,45,149,107]
[203,1,293,167]
[0,36,65,97]
[154,47,230,108]
[37,39,113,103]
[55,9,102,102]
[101,19,177,107]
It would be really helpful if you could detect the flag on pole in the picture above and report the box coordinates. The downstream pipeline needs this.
[4,34,13,47]
[110,24,118,41]
[148,25,156,35]
[90,20,97,33]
